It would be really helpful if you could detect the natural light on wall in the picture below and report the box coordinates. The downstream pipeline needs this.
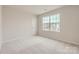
[42,13,60,32]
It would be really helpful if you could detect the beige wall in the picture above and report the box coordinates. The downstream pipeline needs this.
[32,16,37,35]
[2,6,37,43]
[37,6,79,45]
[0,6,2,52]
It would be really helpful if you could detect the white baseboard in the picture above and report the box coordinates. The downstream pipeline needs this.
[38,34,79,46]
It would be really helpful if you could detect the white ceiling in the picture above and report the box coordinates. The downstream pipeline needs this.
[5,5,64,15]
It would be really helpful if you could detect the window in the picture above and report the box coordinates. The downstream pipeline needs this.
[42,14,60,32]
[43,16,50,31]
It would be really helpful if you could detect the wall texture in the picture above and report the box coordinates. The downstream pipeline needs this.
[37,6,79,45]
[0,6,2,52]
[2,6,37,43]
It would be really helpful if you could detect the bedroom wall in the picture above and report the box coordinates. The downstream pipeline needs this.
[2,6,37,43]
[37,6,79,45]
[32,16,37,35]
[0,5,2,52]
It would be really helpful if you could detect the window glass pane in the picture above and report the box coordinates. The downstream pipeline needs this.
[56,23,60,32]
[54,15,57,23]
[43,16,49,23]
[43,23,49,31]
[50,16,54,23]
[50,15,57,23]
[50,23,56,31]
[57,14,60,23]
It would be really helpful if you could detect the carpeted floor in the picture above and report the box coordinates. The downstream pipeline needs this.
[1,36,79,54]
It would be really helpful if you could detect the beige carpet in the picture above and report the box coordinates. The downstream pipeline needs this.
[1,36,79,54]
